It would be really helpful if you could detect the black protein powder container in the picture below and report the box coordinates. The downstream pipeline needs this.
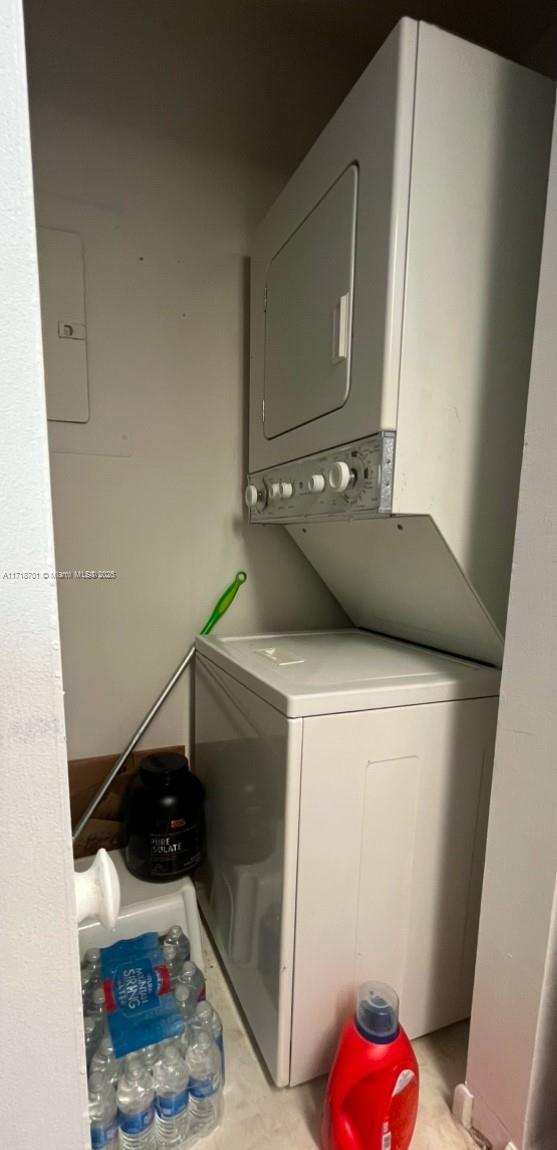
[125,752,205,882]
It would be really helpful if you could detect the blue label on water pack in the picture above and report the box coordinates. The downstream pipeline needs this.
[155,1088,189,1119]
[90,1118,119,1149]
[189,1077,217,1100]
[119,1105,154,1135]
[114,959,163,1013]
[100,933,183,1058]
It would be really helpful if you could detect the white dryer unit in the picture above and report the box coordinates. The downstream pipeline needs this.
[247,19,554,664]
[194,629,499,1086]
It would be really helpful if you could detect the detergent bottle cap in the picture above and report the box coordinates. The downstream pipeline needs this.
[356,982,400,1044]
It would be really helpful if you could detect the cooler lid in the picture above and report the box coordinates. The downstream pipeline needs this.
[195,629,500,717]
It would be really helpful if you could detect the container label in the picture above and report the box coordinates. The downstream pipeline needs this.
[392,1069,415,1096]
[155,1088,189,1118]
[90,1118,119,1148]
[149,824,202,876]
[119,1105,154,1135]
[104,959,170,1014]
[189,1077,217,1099]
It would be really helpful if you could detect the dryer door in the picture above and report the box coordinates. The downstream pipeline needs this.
[249,21,417,472]
[263,165,358,440]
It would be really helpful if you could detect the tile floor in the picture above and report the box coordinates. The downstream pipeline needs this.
[200,927,476,1150]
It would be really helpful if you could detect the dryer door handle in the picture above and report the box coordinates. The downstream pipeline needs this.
[332,292,350,363]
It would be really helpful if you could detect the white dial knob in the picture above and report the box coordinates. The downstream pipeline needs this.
[308,473,326,494]
[279,481,293,499]
[244,484,259,508]
[267,481,281,502]
[328,461,352,492]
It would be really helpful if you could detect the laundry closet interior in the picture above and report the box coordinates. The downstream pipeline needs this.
[24,0,556,1125]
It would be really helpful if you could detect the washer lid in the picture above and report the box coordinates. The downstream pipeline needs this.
[195,629,500,717]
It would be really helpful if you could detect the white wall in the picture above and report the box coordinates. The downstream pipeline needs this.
[464,107,557,1150]
[27,24,346,761]
[0,3,87,1147]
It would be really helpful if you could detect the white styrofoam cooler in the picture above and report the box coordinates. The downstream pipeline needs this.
[195,628,500,1086]
[76,849,204,971]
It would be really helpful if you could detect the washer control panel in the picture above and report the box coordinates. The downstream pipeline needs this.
[245,432,395,522]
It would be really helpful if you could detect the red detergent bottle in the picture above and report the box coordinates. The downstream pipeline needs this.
[322,982,419,1150]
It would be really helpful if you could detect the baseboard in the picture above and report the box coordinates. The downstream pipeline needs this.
[453,1084,498,1149]
[453,1083,475,1130]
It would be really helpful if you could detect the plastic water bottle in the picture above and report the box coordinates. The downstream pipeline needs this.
[174,982,195,1057]
[161,941,182,989]
[190,1000,225,1083]
[186,1029,222,1137]
[117,1055,156,1150]
[88,982,107,1021]
[90,1035,121,1088]
[154,1045,189,1147]
[89,1071,119,1150]
[83,947,102,977]
[164,925,190,965]
[85,985,107,1051]
[158,1037,182,1058]
[82,950,102,1008]
[81,968,93,1013]
[178,960,205,1004]
[84,1015,102,1069]
[141,1043,161,1075]
[175,982,195,1024]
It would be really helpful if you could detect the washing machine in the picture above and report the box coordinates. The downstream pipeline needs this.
[194,628,499,1087]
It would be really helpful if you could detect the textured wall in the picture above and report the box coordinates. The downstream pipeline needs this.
[0,3,88,1147]
[26,9,347,761]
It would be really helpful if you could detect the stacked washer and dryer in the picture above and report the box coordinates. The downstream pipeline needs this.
[195,19,554,1087]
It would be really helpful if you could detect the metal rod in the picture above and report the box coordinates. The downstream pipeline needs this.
[71,570,246,845]
[72,644,196,843]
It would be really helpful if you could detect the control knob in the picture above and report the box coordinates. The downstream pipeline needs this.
[279,481,293,499]
[244,484,260,508]
[308,473,326,494]
[267,481,281,502]
[328,461,352,493]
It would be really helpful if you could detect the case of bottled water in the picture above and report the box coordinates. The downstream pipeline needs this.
[83,925,223,1150]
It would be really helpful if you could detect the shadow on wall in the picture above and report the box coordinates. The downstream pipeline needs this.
[457,63,551,634]
[23,0,557,177]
